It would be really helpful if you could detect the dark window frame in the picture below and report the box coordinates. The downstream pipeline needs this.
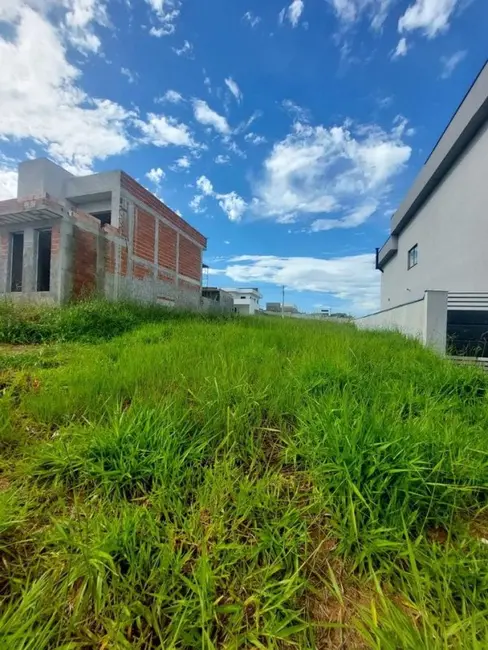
[10,232,24,292]
[407,244,418,270]
[36,228,52,292]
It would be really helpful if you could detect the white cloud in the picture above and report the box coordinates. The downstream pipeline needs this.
[328,0,393,31]
[310,202,378,231]
[175,155,191,169]
[278,7,286,23]
[63,0,109,54]
[225,77,243,103]
[217,192,247,222]
[193,99,230,134]
[243,11,261,27]
[440,50,466,78]
[287,0,305,27]
[0,5,133,174]
[398,0,459,38]
[189,194,206,213]
[253,120,411,226]
[121,67,137,83]
[193,175,247,222]
[136,113,198,148]
[0,155,18,200]
[245,132,267,145]
[172,40,192,56]
[196,175,214,195]
[146,0,180,36]
[392,37,408,58]
[215,154,230,164]
[146,167,165,185]
[158,89,184,103]
[214,253,380,313]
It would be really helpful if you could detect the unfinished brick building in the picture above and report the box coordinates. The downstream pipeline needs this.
[0,158,207,307]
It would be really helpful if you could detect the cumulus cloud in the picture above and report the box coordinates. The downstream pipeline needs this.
[440,50,466,78]
[392,37,408,59]
[146,0,180,36]
[196,175,214,196]
[214,154,230,164]
[0,5,133,174]
[174,155,191,169]
[398,0,459,38]
[193,99,230,134]
[192,175,247,222]
[0,155,18,200]
[63,0,109,53]
[217,192,247,222]
[213,253,380,313]
[243,11,261,27]
[146,167,165,185]
[225,77,243,103]
[253,119,411,228]
[136,114,198,148]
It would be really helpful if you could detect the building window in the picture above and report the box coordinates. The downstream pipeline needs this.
[407,244,418,270]
[241,296,246,299]
[91,211,111,226]
[10,232,24,292]
[36,229,52,291]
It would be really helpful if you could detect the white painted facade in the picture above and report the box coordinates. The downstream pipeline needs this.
[356,291,448,354]
[377,63,488,311]
[223,288,262,315]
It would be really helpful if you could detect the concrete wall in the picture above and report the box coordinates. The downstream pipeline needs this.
[17,159,74,199]
[381,121,488,310]
[356,290,448,354]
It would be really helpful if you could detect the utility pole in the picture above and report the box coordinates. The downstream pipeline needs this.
[281,285,285,319]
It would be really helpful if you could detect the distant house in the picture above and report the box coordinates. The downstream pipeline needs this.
[224,287,262,315]
[374,61,488,353]
[201,287,235,313]
[0,158,206,307]
[265,302,299,314]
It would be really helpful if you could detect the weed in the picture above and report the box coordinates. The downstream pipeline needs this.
[0,303,488,647]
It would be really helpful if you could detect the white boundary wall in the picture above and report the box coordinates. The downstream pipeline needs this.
[355,290,448,354]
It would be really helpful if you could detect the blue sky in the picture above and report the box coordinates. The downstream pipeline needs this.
[0,0,486,314]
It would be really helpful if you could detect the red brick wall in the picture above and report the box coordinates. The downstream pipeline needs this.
[133,262,152,280]
[134,208,155,262]
[105,241,115,274]
[158,269,175,283]
[178,235,202,281]
[73,226,97,298]
[158,222,177,271]
[120,172,206,248]
[121,246,128,276]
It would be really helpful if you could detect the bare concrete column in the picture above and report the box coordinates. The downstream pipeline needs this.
[423,290,448,355]
[57,220,74,302]
[22,227,36,293]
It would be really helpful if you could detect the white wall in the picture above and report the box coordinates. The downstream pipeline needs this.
[381,121,488,310]
[356,291,448,354]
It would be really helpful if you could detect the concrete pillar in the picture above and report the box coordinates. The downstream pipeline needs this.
[423,290,448,355]
[22,227,36,293]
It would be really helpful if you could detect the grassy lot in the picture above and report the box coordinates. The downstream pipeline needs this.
[0,301,488,649]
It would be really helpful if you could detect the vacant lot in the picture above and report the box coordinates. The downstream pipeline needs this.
[1,301,487,649]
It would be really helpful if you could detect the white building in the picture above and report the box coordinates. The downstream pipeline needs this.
[371,61,488,354]
[224,287,262,315]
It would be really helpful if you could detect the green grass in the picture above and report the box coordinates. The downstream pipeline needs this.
[1,301,488,648]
